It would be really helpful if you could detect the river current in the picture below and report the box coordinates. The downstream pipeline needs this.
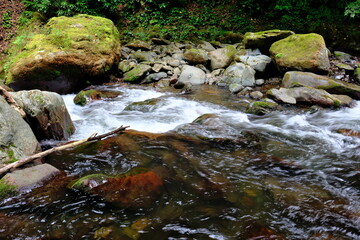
[0,84,359,239]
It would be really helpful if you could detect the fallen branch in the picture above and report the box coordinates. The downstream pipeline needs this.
[0,125,129,176]
[0,86,26,118]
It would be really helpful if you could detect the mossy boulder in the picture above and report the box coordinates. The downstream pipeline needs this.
[183,48,209,64]
[354,67,360,83]
[269,33,330,74]
[282,71,360,99]
[73,89,121,106]
[208,45,237,70]
[7,14,121,94]
[12,90,75,140]
[123,64,152,82]
[246,101,279,115]
[0,96,40,166]
[243,29,294,54]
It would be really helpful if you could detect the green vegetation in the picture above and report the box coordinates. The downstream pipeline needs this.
[17,0,359,44]
[0,179,17,200]
[1,10,13,30]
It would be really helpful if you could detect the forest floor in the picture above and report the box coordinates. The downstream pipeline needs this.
[0,0,24,54]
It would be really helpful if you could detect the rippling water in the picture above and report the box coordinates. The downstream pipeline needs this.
[1,84,359,239]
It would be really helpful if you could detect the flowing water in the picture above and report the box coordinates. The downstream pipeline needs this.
[0,84,359,239]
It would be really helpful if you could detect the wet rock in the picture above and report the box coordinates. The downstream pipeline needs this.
[7,14,120,94]
[69,169,163,208]
[177,65,206,86]
[243,29,294,54]
[152,63,164,72]
[229,83,244,93]
[73,89,121,106]
[270,33,330,73]
[123,64,152,82]
[267,87,341,107]
[331,94,353,106]
[209,45,237,70]
[183,48,209,64]
[124,98,163,112]
[255,79,265,86]
[241,221,286,240]
[337,129,360,138]
[336,63,354,71]
[142,72,168,83]
[125,40,151,50]
[222,62,256,87]
[118,60,136,73]
[237,87,253,97]
[167,58,180,67]
[1,164,60,195]
[246,101,278,115]
[0,96,40,165]
[282,71,360,99]
[12,90,75,140]
[207,68,224,85]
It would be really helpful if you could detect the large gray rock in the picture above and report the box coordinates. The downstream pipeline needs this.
[282,71,360,99]
[178,66,206,85]
[0,96,39,166]
[269,33,330,73]
[131,51,157,62]
[222,63,256,87]
[7,15,121,94]
[267,87,342,107]
[243,29,294,54]
[208,45,237,70]
[236,49,272,72]
[1,164,60,191]
[183,48,209,64]
[12,90,75,140]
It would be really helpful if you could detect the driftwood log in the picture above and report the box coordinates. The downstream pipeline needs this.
[0,125,129,176]
[0,86,26,118]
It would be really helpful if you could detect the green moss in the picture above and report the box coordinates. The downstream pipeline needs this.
[67,173,108,190]
[4,149,18,164]
[0,179,17,200]
[73,89,97,106]
[5,14,120,84]
[123,64,151,82]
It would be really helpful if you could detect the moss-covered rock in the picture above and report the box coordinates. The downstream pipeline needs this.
[243,29,294,54]
[282,71,360,99]
[125,40,151,50]
[183,48,209,64]
[246,101,279,115]
[73,89,121,106]
[269,33,330,74]
[12,90,75,140]
[123,64,152,82]
[6,14,121,94]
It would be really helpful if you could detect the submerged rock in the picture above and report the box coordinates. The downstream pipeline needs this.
[12,90,75,140]
[7,14,120,94]
[0,96,39,166]
[243,29,294,54]
[282,71,360,99]
[270,33,330,73]
[68,169,163,208]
